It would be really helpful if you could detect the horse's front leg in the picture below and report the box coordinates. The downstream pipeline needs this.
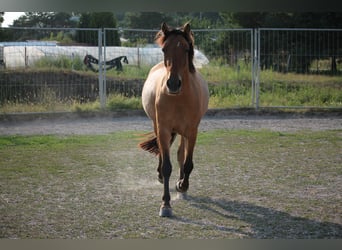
[176,133,196,193]
[157,133,177,184]
[158,131,173,217]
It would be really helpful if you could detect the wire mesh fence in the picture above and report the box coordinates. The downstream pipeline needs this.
[257,28,342,108]
[103,28,254,104]
[0,26,341,113]
[0,27,101,111]
[259,29,342,74]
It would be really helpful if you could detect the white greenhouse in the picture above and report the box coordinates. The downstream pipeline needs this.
[0,41,209,69]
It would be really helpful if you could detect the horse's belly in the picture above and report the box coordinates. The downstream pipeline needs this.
[142,63,168,121]
[142,80,156,120]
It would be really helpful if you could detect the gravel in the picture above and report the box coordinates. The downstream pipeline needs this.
[0,110,341,136]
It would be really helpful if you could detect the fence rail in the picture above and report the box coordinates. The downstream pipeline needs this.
[0,27,341,112]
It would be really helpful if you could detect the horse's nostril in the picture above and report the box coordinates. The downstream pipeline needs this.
[167,79,172,88]
[166,77,181,94]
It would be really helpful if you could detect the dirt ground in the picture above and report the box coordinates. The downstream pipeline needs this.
[1,110,341,239]
[0,110,341,135]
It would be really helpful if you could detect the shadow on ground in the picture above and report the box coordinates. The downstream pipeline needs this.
[172,195,342,238]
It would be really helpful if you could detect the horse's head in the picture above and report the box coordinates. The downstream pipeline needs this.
[156,22,195,95]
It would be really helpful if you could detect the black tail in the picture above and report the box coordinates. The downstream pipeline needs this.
[138,132,177,156]
[138,132,159,155]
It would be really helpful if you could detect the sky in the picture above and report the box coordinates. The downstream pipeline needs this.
[2,12,25,27]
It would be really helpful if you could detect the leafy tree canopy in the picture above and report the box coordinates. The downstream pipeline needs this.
[0,12,4,26]
[12,12,78,28]
[4,12,342,29]
[227,12,342,28]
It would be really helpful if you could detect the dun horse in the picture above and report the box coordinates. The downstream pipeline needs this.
[139,22,209,217]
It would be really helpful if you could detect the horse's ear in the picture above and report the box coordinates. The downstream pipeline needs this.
[182,22,196,73]
[183,22,191,34]
[155,23,169,46]
[161,22,169,35]
[183,22,194,44]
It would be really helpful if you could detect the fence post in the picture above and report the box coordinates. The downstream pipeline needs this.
[103,29,107,109]
[251,29,255,108]
[253,28,260,110]
[98,28,106,109]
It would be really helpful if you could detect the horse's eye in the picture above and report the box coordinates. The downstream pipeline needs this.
[162,48,166,53]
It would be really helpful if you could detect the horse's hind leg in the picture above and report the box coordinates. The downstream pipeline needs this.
[176,136,188,199]
[157,155,163,183]
[177,136,185,180]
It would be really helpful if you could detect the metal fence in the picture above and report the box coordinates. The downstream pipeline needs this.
[256,28,342,109]
[0,27,102,107]
[0,27,341,112]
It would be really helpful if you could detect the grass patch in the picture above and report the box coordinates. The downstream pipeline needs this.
[106,65,150,80]
[34,55,86,71]
[208,83,252,108]
[0,94,142,113]
[71,94,142,112]
[106,94,142,110]
[0,62,341,113]
[0,129,341,238]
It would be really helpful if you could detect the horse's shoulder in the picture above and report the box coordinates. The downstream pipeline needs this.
[146,62,166,80]
[150,61,165,72]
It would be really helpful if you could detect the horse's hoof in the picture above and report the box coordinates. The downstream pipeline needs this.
[159,205,172,217]
[176,180,188,193]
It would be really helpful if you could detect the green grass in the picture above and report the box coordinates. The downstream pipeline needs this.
[0,61,341,113]
[0,129,341,238]
[0,94,142,113]
[259,83,342,107]
[106,65,151,79]
[34,55,86,71]
[259,70,342,107]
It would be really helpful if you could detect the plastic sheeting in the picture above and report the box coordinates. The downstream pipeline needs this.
[1,44,209,69]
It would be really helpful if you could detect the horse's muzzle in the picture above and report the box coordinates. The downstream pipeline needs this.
[166,75,182,94]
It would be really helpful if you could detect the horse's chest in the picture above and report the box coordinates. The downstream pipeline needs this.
[156,97,200,132]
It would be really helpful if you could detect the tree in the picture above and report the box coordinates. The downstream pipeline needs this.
[76,12,120,46]
[0,12,9,42]
[228,12,342,74]
[0,12,4,26]
[2,12,78,43]
[124,12,172,29]
[12,12,77,28]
